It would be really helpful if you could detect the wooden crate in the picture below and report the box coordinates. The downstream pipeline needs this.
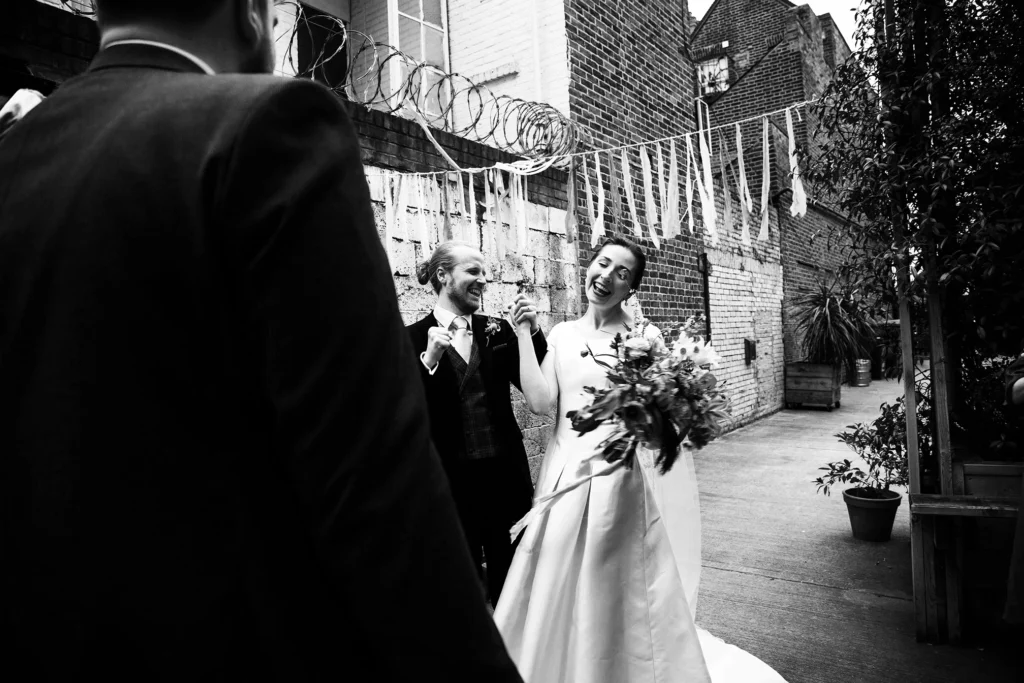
[785,362,842,410]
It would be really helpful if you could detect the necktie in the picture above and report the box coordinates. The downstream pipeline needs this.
[449,316,472,363]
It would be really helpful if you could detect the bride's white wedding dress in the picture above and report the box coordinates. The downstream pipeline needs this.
[494,322,787,683]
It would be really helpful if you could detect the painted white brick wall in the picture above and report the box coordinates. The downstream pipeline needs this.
[364,163,579,477]
[362,165,581,329]
[447,0,570,117]
[702,186,787,428]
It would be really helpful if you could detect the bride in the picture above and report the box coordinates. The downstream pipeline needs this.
[495,236,787,683]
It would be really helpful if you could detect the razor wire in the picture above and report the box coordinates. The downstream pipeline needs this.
[275,4,584,160]
[55,1,584,160]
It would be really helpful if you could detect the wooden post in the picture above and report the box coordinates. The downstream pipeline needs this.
[921,0,959,641]
[883,0,927,641]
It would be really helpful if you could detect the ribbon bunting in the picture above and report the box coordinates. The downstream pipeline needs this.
[717,134,734,238]
[735,123,753,246]
[786,107,808,218]
[620,148,642,239]
[584,153,606,247]
[684,136,695,234]
[369,101,817,256]
[759,116,771,241]
[608,149,623,229]
[639,145,661,249]
[661,142,679,239]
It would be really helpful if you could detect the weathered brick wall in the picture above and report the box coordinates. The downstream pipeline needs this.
[819,13,853,71]
[563,0,790,439]
[691,0,792,87]
[703,173,787,426]
[566,0,704,326]
[0,0,98,95]
[351,105,576,476]
[695,0,856,368]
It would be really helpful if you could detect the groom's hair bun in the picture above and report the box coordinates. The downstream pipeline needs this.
[417,241,476,293]
[94,0,223,24]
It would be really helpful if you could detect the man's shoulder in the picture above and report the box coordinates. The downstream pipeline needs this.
[407,313,437,332]
[173,74,345,124]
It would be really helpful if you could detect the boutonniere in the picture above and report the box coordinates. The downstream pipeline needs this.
[485,316,503,347]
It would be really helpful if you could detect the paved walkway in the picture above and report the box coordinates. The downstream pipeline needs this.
[693,379,1017,682]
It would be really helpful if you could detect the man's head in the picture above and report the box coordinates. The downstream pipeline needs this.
[94,0,278,74]
[416,241,488,316]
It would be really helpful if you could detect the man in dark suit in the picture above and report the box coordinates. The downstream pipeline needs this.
[0,2,522,681]
[408,241,546,607]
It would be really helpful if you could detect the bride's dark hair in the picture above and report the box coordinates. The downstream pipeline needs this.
[590,237,646,289]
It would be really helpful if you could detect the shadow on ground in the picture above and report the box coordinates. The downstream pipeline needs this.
[694,379,1017,683]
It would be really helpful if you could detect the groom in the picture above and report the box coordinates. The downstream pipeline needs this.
[409,241,547,606]
[0,1,524,680]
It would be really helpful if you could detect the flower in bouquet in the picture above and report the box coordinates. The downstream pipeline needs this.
[567,320,731,476]
[672,332,722,369]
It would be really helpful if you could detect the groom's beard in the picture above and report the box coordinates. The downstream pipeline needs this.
[450,284,483,314]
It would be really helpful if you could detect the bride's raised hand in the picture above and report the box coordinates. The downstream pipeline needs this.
[509,294,539,335]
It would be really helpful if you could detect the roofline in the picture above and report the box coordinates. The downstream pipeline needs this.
[692,0,797,42]
[819,13,855,56]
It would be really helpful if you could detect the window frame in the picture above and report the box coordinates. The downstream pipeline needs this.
[696,55,729,97]
[387,0,451,123]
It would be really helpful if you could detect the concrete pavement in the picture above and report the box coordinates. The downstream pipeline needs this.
[693,379,1017,682]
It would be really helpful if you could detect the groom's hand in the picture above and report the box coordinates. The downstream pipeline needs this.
[510,294,540,335]
[424,325,453,368]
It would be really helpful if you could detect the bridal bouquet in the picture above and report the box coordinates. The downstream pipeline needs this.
[567,315,731,475]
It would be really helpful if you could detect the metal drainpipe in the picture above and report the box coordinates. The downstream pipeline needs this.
[698,253,712,341]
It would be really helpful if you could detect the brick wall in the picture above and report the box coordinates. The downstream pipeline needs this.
[694,0,856,368]
[566,0,704,326]
[691,0,793,89]
[563,0,791,441]
[703,168,787,426]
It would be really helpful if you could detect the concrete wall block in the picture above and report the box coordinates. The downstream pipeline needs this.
[548,206,568,235]
[389,239,418,278]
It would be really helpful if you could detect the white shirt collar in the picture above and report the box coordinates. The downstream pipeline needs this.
[104,40,216,76]
[432,304,472,331]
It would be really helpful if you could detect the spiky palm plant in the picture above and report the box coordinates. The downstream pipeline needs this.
[792,279,875,370]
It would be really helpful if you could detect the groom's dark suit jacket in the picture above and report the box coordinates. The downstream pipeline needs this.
[0,44,522,682]
[407,314,546,520]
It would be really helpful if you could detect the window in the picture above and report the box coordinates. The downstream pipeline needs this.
[296,5,349,93]
[696,56,729,97]
[389,0,450,126]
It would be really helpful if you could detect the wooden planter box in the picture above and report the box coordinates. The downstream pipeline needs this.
[785,362,842,411]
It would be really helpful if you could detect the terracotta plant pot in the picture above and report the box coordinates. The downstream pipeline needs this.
[842,487,902,542]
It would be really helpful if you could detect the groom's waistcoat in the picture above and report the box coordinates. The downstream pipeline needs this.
[446,340,501,461]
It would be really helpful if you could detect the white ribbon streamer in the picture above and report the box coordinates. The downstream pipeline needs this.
[620,148,642,238]
[384,172,396,270]
[735,123,753,246]
[685,136,695,235]
[639,146,661,249]
[697,121,719,244]
[417,176,430,250]
[786,107,808,217]
[659,140,675,239]
[585,152,606,247]
[759,116,771,241]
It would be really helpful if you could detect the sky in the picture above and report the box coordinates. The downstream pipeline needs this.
[688,0,864,52]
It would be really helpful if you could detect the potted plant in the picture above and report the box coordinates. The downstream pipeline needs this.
[814,391,930,541]
[786,278,875,410]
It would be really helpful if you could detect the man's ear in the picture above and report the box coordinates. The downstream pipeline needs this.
[235,0,267,50]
